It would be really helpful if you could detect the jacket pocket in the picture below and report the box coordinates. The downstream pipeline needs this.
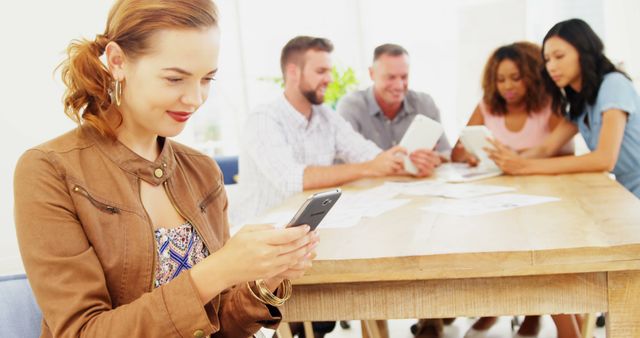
[72,185,120,214]
[198,184,224,213]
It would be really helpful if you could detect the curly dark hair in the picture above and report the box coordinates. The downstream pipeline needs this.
[541,18,630,121]
[482,42,549,116]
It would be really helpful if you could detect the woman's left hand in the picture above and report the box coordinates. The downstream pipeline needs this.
[484,138,530,175]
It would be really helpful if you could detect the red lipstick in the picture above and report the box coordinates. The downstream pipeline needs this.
[167,111,192,123]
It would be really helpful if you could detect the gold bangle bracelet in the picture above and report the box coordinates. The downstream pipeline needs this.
[257,279,292,306]
[247,279,292,307]
[246,280,266,304]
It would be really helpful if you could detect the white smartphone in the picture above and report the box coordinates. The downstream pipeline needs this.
[399,115,444,175]
[459,126,500,170]
[286,189,342,231]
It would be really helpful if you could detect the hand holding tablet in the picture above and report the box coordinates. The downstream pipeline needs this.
[459,126,500,170]
[399,115,444,175]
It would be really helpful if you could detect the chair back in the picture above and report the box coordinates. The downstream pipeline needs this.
[0,274,42,338]
[214,155,239,185]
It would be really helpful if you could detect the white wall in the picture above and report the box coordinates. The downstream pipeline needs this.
[603,0,640,89]
[0,1,113,273]
[1,0,639,274]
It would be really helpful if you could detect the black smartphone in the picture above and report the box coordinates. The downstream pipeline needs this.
[286,189,342,230]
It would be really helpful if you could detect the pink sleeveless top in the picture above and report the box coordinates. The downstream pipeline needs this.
[479,101,573,153]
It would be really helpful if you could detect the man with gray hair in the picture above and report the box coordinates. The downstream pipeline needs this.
[337,43,459,337]
[337,44,465,178]
[235,39,439,226]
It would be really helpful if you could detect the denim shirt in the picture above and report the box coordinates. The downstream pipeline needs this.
[575,72,640,198]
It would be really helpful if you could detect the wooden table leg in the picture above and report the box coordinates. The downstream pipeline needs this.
[581,313,596,338]
[276,323,293,338]
[361,320,388,338]
[606,271,640,337]
[303,322,314,338]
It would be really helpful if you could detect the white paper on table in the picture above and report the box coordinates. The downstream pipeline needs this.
[434,162,502,182]
[320,189,409,228]
[420,193,560,216]
[236,186,407,230]
[361,198,411,218]
[382,181,515,199]
[319,212,362,228]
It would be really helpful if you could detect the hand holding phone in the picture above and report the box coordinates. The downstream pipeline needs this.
[286,189,342,230]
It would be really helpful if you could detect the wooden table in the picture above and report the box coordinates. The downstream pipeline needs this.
[269,173,640,338]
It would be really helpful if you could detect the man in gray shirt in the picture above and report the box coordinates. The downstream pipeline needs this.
[337,44,461,177]
[337,43,456,337]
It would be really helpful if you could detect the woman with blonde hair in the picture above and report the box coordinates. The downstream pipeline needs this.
[14,1,318,337]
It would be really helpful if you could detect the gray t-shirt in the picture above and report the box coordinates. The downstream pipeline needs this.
[337,87,451,153]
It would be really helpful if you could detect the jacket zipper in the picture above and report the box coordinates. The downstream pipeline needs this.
[198,185,223,213]
[72,185,120,214]
[163,181,213,253]
[138,179,159,292]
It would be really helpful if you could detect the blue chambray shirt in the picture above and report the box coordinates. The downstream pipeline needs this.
[575,72,640,198]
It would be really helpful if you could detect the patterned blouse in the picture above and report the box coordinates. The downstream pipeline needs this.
[154,222,209,288]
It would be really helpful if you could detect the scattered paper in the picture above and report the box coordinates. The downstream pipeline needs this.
[382,181,515,199]
[318,189,410,228]
[242,187,409,230]
[435,162,502,183]
[421,193,560,216]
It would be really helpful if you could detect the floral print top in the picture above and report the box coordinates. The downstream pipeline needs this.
[153,222,209,288]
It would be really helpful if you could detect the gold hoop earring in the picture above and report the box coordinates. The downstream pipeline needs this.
[113,80,122,106]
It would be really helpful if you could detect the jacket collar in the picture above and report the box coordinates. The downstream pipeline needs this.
[82,125,177,186]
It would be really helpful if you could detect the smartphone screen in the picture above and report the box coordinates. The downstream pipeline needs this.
[286,189,341,230]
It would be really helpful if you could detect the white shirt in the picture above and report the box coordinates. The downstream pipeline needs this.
[231,94,381,225]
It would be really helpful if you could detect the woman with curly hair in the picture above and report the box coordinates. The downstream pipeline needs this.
[452,41,573,167]
[457,41,578,338]
[487,18,640,200]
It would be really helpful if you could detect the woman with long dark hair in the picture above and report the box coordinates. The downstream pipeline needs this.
[487,18,640,199]
[452,41,573,169]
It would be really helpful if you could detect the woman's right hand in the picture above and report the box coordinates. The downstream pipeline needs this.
[190,223,317,302]
[452,142,479,166]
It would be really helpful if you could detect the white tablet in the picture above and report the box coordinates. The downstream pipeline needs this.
[459,125,500,171]
[399,115,443,175]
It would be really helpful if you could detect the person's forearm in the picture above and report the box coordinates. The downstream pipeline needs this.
[190,253,235,303]
[520,145,555,159]
[526,151,614,174]
[303,162,369,190]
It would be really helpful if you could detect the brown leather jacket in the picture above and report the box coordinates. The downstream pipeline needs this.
[14,125,280,338]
